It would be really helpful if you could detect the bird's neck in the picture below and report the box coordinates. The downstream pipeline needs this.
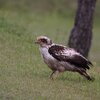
[39,43,55,53]
[40,43,54,48]
[39,46,49,59]
[39,43,55,60]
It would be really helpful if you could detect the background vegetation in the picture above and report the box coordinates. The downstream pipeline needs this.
[0,0,100,100]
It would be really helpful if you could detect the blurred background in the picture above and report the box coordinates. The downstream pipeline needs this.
[0,0,100,100]
[0,0,100,15]
[0,0,99,63]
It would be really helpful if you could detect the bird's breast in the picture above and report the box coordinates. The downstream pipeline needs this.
[40,47,55,61]
[39,47,58,68]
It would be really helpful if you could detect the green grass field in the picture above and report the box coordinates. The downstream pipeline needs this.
[0,1,100,100]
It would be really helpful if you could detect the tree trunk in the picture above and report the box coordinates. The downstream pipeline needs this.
[68,0,96,58]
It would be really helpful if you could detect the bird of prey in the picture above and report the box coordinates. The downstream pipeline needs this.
[35,36,94,81]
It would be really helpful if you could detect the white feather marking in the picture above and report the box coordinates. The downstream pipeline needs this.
[39,47,55,61]
[55,48,80,57]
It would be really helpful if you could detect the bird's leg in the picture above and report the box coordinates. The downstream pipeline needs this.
[49,71,55,79]
[50,70,59,80]
[78,70,94,81]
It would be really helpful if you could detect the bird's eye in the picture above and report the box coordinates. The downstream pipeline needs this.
[41,39,47,43]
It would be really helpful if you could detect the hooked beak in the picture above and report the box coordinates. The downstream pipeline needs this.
[34,40,39,44]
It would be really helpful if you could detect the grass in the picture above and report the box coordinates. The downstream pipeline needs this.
[0,7,100,100]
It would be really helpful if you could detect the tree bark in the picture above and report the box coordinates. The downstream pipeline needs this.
[68,0,96,58]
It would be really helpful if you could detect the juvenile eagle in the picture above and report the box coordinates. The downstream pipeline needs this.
[35,36,94,81]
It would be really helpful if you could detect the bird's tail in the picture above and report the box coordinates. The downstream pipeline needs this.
[88,61,93,66]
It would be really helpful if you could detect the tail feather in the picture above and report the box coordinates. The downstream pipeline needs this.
[88,61,93,66]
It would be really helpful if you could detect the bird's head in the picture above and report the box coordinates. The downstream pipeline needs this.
[35,36,52,47]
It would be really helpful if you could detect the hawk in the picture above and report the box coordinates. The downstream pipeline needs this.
[35,36,94,81]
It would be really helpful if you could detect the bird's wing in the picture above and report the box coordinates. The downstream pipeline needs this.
[48,45,93,70]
